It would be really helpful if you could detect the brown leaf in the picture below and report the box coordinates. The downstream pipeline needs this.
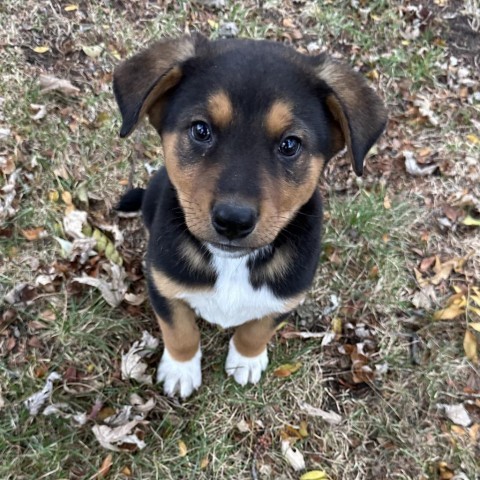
[96,454,113,479]
[0,155,15,174]
[419,256,436,272]
[464,330,478,363]
[21,227,46,241]
[273,362,302,377]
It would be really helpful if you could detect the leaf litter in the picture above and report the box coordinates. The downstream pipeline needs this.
[121,331,159,384]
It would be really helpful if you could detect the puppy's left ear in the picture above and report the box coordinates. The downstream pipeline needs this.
[315,55,387,176]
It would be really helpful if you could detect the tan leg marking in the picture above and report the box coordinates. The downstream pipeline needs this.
[232,315,279,358]
[155,300,200,362]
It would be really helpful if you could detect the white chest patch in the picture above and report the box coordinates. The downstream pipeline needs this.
[176,247,289,328]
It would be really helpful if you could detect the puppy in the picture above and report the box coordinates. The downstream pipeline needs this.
[114,34,387,398]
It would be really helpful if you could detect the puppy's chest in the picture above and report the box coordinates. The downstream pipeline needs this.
[176,254,288,328]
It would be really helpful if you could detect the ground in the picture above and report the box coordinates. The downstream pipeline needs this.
[1,1,479,479]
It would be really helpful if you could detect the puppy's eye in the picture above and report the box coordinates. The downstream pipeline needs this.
[279,136,302,157]
[190,121,212,143]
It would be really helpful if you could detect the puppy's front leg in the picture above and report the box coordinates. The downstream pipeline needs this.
[154,300,201,398]
[226,314,284,386]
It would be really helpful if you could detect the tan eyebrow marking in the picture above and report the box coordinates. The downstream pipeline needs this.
[207,90,234,128]
[265,100,294,138]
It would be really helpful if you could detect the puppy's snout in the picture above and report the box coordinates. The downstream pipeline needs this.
[211,203,257,240]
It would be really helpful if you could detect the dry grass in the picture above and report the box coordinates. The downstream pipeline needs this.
[1,1,479,479]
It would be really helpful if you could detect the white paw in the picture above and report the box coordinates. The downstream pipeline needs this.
[225,338,269,386]
[156,347,202,398]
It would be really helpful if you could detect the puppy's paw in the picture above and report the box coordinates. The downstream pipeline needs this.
[225,338,268,386]
[156,347,202,398]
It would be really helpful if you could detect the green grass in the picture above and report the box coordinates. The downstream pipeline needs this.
[1,0,479,478]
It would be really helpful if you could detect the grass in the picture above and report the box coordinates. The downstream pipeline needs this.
[1,0,479,479]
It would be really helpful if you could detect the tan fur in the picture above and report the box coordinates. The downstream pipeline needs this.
[256,155,325,244]
[155,303,200,361]
[207,90,233,129]
[151,267,210,299]
[265,100,294,138]
[232,315,278,357]
[162,132,221,242]
[179,240,211,273]
[250,244,293,284]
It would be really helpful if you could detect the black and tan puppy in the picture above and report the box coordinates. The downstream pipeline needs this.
[114,34,387,398]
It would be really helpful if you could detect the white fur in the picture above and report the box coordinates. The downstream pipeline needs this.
[225,338,268,385]
[177,245,289,328]
[156,347,202,398]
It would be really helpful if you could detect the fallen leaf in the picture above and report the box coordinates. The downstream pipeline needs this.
[178,440,188,457]
[124,293,146,306]
[24,372,62,415]
[39,74,80,95]
[33,46,49,53]
[121,331,159,384]
[64,4,78,11]
[82,45,103,58]
[21,227,46,241]
[437,403,472,427]
[299,421,308,438]
[96,454,113,479]
[129,394,155,414]
[236,419,250,433]
[383,195,391,209]
[451,425,465,435]
[466,134,479,144]
[200,456,209,469]
[404,150,438,176]
[331,317,343,334]
[30,103,47,121]
[0,155,15,175]
[62,191,73,205]
[469,423,480,442]
[433,304,464,320]
[300,471,328,480]
[74,263,127,307]
[462,215,480,227]
[469,323,480,332]
[419,256,436,272]
[464,330,478,363]
[120,466,132,477]
[437,461,455,480]
[92,421,146,452]
[273,362,302,377]
[281,440,305,471]
[42,403,87,425]
[280,331,327,340]
[298,401,342,425]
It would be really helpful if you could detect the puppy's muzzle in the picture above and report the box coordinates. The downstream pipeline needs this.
[211,203,257,240]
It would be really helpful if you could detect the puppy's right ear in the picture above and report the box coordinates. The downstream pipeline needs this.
[113,34,207,138]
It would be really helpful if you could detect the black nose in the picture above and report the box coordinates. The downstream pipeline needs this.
[211,203,257,240]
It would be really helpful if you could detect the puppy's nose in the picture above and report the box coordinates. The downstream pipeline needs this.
[211,203,257,240]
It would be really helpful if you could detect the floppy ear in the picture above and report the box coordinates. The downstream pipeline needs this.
[113,34,206,138]
[316,55,387,176]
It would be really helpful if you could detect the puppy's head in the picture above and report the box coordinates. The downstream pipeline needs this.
[114,35,387,252]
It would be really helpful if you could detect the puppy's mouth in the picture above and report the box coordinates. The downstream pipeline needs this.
[207,241,257,258]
